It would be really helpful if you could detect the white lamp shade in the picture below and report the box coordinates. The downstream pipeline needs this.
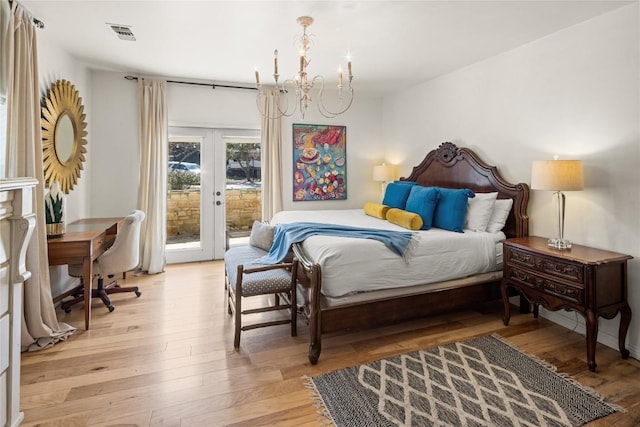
[531,160,584,191]
[373,163,396,182]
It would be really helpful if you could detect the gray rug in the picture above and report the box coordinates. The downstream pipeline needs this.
[305,334,624,427]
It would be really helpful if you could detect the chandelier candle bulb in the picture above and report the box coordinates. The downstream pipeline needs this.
[254,68,260,85]
[274,50,278,75]
[338,67,343,87]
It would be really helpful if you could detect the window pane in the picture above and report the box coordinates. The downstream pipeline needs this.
[225,138,261,247]
[167,137,201,248]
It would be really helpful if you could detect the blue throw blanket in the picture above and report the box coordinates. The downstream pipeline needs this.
[260,222,416,264]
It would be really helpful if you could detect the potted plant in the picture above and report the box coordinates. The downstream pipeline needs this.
[45,182,65,237]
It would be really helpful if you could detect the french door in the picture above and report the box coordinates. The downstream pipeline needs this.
[166,127,220,263]
[165,127,260,264]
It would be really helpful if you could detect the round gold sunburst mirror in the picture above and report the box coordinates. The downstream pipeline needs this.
[41,79,87,193]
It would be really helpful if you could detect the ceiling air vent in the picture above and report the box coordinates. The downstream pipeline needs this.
[108,24,136,41]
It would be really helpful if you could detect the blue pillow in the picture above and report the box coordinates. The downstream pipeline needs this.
[404,186,439,230]
[433,188,475,232]
[382,182,415,209]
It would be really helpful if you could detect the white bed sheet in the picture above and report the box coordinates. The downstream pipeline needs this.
[271,209,505,298]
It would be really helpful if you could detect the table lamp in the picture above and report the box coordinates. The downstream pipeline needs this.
[373,163,397,197]
[531,159,584,249]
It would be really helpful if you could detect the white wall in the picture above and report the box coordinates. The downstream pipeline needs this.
[37,32,91,222]
[382,4,640,358]
[168,82,258,130]
[89,71,138,217]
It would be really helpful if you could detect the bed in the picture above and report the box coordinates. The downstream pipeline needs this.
[274,142,529,364]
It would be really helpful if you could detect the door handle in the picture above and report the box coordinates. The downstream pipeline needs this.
[215,191,221,196]
[216,201,222,206]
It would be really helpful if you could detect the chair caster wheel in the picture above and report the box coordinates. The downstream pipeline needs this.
[135,291,141,297]
[108,305,115,312]
[64,308,71,314]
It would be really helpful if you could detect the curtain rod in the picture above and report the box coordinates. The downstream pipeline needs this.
[124,75,257,91]
[8,0,44,28]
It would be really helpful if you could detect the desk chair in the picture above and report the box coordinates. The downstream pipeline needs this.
[62,210,145,313]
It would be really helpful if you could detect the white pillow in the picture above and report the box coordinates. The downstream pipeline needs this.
[486,198,514,234]
[465,192,498,232]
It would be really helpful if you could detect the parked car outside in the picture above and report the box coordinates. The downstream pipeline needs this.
[226,160,261,181]
[168,161,200,174]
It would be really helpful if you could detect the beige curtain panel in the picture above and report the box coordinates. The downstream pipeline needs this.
[4,2,75,351]
[137,79,168,275]
[260,89,283,221]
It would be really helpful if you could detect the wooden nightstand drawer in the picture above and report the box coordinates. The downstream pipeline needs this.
[505,246,584,284]
[506,265,584,305]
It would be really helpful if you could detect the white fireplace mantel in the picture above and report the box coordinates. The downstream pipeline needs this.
[0,177,37,427]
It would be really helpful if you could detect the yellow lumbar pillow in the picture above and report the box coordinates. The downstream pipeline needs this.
[364,202,390,220]
[386,208,423,230]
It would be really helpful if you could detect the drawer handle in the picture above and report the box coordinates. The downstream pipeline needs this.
[543,281,580,299]
[511,251,533,263]
[545,261,579,276]
[510,270,531,282]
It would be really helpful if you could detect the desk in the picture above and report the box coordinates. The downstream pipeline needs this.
[48,218,122,330]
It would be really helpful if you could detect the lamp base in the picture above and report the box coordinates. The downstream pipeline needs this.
[548,237,572,249]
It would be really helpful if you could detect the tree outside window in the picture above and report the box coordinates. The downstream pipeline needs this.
[226,143,261,183]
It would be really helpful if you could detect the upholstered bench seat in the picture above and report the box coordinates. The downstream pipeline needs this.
[224,246,294,297]
[224,245,298,348]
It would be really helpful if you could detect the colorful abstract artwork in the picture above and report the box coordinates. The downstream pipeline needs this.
[293,124,347,201]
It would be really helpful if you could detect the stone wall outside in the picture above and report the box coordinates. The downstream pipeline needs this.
[167,190,201,236]
[167,187,261,237]
[224,187,262,232]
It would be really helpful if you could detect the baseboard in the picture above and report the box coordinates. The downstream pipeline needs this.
[540,309,639,361]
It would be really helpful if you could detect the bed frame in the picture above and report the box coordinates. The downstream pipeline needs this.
[292,142,530,364]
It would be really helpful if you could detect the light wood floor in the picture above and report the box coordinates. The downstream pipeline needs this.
[20,260,640,426]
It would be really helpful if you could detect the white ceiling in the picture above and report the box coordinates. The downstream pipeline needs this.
[22,1,633,94]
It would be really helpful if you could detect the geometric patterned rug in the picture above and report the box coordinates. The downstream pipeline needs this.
[305,334,624,427]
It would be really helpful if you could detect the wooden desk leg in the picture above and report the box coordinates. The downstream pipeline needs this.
[586,309,598,372]
[500,282,511,326]
[82,257,92,330]
[619,303,632,359]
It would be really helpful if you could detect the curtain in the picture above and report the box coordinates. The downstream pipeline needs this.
[4,2,75,351]
[0,0,9,176]
[260,89,283,221]
[137,79,167,274]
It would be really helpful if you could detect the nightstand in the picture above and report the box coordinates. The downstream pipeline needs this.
[501,236,632,372]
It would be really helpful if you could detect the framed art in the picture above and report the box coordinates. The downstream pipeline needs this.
[293,124,346,201]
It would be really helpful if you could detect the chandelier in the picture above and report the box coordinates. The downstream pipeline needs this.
[255,16,354,119]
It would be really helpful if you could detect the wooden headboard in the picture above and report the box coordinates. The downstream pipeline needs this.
[400,142,529,238]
